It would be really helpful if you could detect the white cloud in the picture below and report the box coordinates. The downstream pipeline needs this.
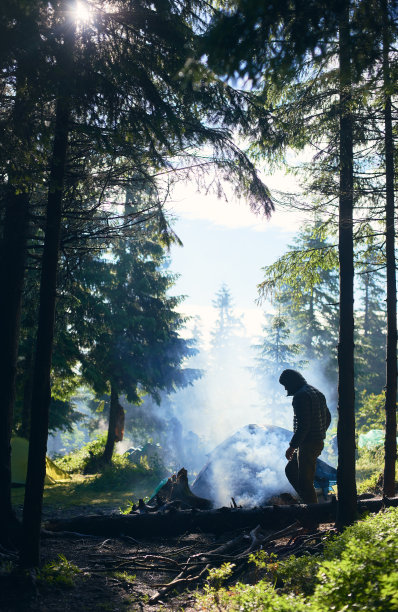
[168,168,310,233]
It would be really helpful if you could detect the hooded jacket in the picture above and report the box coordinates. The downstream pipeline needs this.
[279,370,331,448]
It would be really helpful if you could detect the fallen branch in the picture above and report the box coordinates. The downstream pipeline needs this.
[45,497,398,539]
[149,563,210,604]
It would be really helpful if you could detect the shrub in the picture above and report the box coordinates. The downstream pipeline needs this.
[195,508,398,612]
[53,434,109,474]
[75,457,166,493]
[275,552,321,596]
[196,579,308,611]
[312,507,398,612]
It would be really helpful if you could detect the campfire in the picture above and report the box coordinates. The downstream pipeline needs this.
[129,468,212,514]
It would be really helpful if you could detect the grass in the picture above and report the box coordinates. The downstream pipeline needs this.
[37,554,81,590]
[356,446,398,495]
[11,463,167,512]
[111,570,136,583]
[12,434,169,513]
[356,446,384,482]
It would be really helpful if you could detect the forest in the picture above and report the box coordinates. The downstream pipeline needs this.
[1,0,397,610]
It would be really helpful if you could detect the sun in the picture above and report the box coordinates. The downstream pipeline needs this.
[73,1,91,23]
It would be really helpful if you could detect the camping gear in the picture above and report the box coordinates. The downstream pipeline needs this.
[11,437,71,485]
[358,429,386,450]
[124,442,162,466]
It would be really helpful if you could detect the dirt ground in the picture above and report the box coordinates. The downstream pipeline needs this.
[1,504,335,612]
[2,526,221,611]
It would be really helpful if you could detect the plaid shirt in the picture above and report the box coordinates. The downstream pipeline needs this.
[290,384,331,449]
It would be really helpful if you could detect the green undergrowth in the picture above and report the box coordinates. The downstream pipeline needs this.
[356,446,384,489]
[11,478,156,512]
[356,447,398,495]
[54,435,167,499]
[12,437,168,511]
[36,554,81,590]
[195,507,398,611]
[52,435,107,474]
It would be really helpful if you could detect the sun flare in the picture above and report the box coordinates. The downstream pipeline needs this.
[73,1,91,23]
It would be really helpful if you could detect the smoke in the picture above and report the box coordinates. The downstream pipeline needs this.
[156,309,337,506]
[46,295,337,509]
[191,425,296,507]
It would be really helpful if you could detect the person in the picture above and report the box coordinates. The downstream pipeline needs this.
[279,369,331,504]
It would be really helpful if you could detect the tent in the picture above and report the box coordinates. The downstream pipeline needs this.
[11,437,71,485]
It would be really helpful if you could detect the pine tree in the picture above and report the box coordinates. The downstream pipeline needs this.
[259,222,339,386]
[2,0,273,563]
[204,0,374,527]
[254,311,304,378]
[252,309,305,426]
[355,253,386,397]
[75,189,200,464]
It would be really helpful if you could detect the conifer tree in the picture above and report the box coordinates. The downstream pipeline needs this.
[75,188,200,464]
[355,252,386,397]
[380,0,397,498]
[204,0,384,526]
[259,222,339,386]
[1,0,273,561]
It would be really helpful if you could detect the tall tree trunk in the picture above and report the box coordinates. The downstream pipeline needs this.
[381,0,397,498]
[102,384,123,464]
[20,16,74,568]
[0,42,35,540]
[0,191,29,540]
[336,1,357,529]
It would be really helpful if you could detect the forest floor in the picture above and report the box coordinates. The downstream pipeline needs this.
[3,454,387,612]
[1,500,336,612]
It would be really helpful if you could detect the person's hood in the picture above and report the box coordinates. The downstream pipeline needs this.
[279,369,307,396]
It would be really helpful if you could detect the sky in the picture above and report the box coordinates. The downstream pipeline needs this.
[166,171,310,343]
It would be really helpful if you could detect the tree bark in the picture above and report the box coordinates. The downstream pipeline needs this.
[0,40,34,539]
[45,496,398,539]
[381,0,397,498]
[363,272,370,337]
[336,1,358,530]
[21,15,74,568]
[0,191,29,538]
[102,384,124,464]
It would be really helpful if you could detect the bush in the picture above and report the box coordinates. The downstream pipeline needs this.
[75,457,167,493]
[53,434,168,498]
[311,507,398,611]
[53,434,109,474]
[275,552,321,596]
[197,573,307,611]
[195,508,398,612]
[356,446,385,485]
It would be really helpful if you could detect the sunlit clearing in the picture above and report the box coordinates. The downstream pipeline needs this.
[73,1,91,23]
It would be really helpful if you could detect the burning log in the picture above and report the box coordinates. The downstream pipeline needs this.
[45,496,398,538]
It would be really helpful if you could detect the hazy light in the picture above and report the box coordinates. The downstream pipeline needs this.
[73,1,91,23]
